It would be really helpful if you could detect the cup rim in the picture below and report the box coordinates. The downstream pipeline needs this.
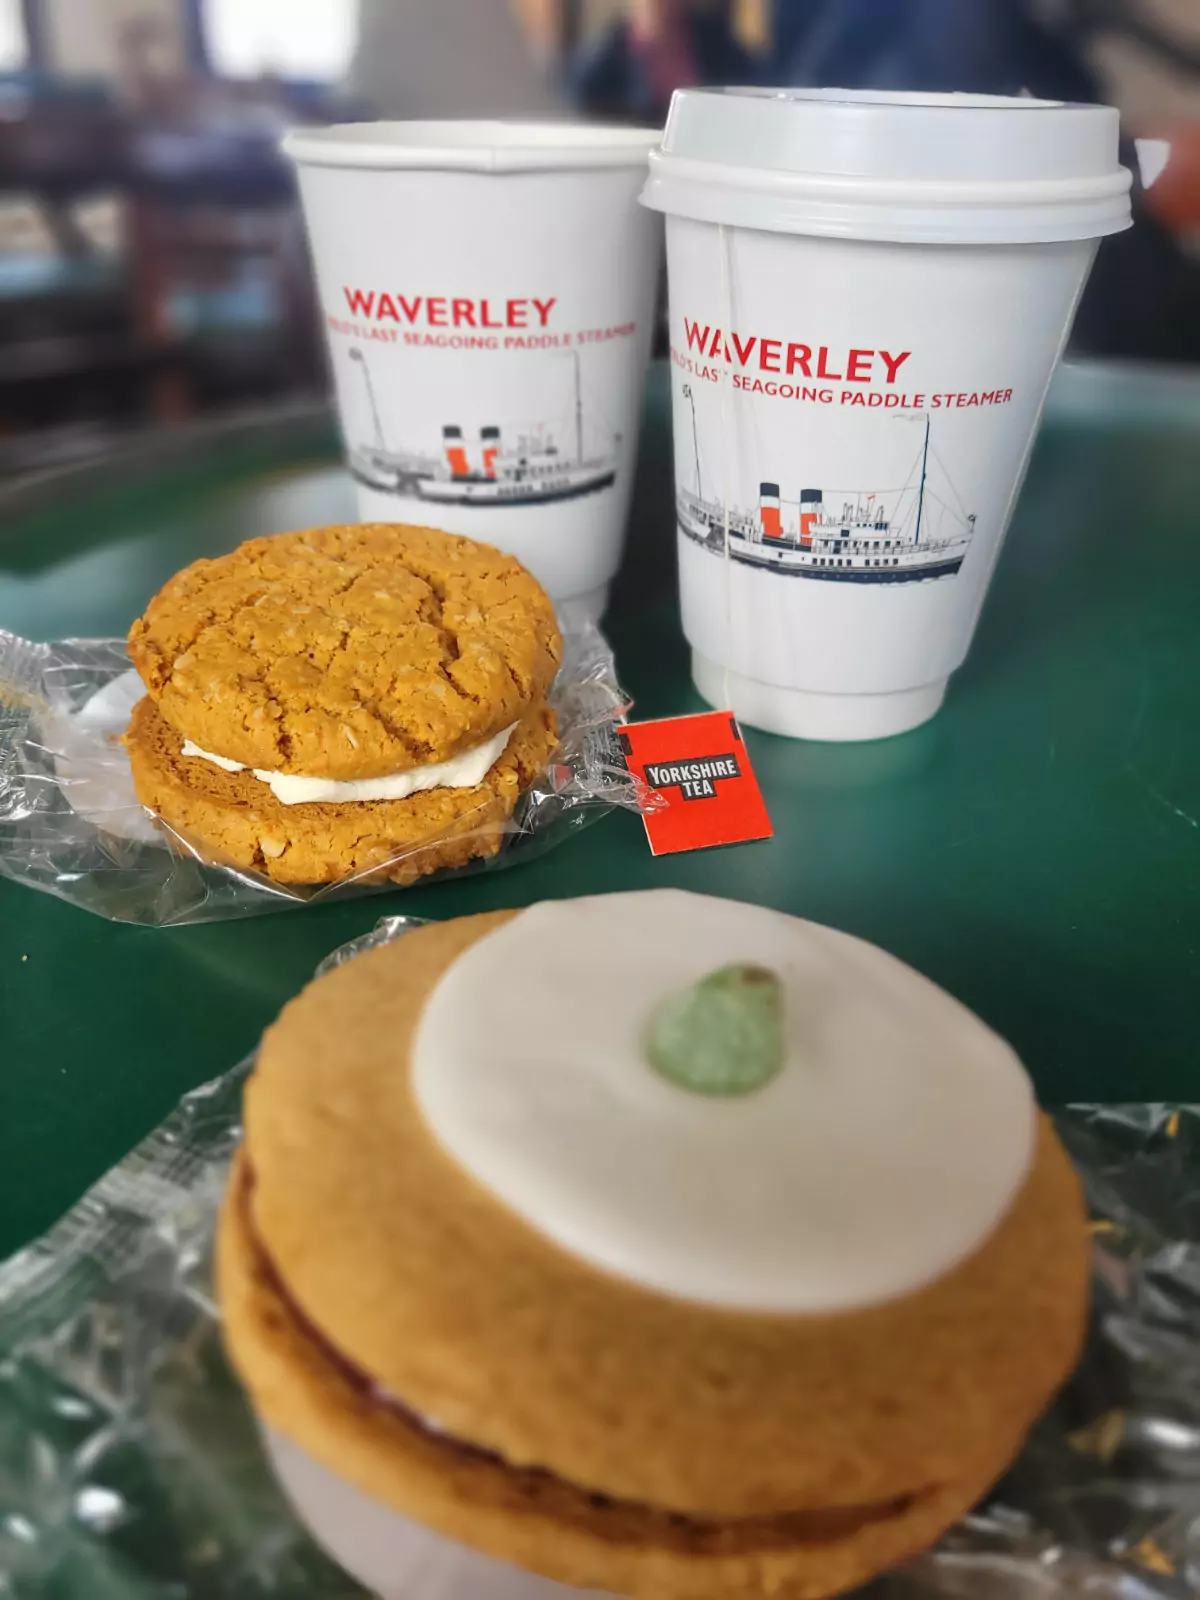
[697,86,1076,112]
[282,120,661,173]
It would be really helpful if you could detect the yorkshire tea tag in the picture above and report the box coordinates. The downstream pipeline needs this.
[620,711,773,856]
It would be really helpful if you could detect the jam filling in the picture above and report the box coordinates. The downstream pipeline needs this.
[239,1165,931,1549]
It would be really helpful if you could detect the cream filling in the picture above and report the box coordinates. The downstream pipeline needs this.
[180,724,516,807]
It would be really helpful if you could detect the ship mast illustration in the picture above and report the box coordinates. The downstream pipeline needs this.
[348,346,384,451]
[573,347,584,465]
[914,410,930,547]
[345,344,619,509]
[682,381,702,500]
[675,408,976,586]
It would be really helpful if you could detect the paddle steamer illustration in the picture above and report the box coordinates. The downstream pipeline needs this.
[676,384,976,584]
[346,346,618,508]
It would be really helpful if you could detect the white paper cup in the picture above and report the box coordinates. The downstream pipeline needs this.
[284,122,662,622]
[261,1424,618,1600]
[642,90,1132,740]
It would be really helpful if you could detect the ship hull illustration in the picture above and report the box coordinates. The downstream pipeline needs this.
[346,345,618,509]
[415,474,616,508]
[676,389,975,586]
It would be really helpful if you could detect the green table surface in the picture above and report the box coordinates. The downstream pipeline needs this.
[2,363,1199,1260]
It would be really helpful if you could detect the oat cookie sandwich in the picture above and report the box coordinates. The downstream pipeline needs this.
[218,889,1089,1600]
[124,522,561,884]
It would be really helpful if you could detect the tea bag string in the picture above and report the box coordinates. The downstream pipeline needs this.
[717,222,735,712]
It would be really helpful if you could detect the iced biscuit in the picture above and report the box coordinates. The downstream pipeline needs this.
[218,896,1090,1598]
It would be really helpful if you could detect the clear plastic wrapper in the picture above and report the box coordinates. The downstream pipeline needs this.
[1,917,1199,1599]
[0,620,640,925]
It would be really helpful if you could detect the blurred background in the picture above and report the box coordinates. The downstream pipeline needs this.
[0,0,1194,479]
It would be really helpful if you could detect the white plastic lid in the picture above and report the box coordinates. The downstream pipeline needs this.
[641,88,1132,243]
[283,120,660,174]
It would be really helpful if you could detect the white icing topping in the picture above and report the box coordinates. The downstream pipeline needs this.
[412,890,1036,1313]
[180,725,515,807]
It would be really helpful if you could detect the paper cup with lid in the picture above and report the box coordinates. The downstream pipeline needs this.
[641,89,1132,740]
[284,122,662,624]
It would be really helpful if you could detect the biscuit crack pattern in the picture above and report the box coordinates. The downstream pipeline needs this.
[127,525,561,780]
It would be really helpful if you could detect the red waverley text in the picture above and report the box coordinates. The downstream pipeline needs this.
[682,318,910,383]
[342,289,557,329]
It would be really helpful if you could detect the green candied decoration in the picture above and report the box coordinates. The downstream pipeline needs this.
[646,963,785,1095]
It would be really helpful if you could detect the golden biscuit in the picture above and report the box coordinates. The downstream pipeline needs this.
[127,523,561,780]
[218,910,1090,1598]
[220,1155,1009,1600]
[126,698,557,886]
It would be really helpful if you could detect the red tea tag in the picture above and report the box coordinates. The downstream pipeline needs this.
[620,711,773,856]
